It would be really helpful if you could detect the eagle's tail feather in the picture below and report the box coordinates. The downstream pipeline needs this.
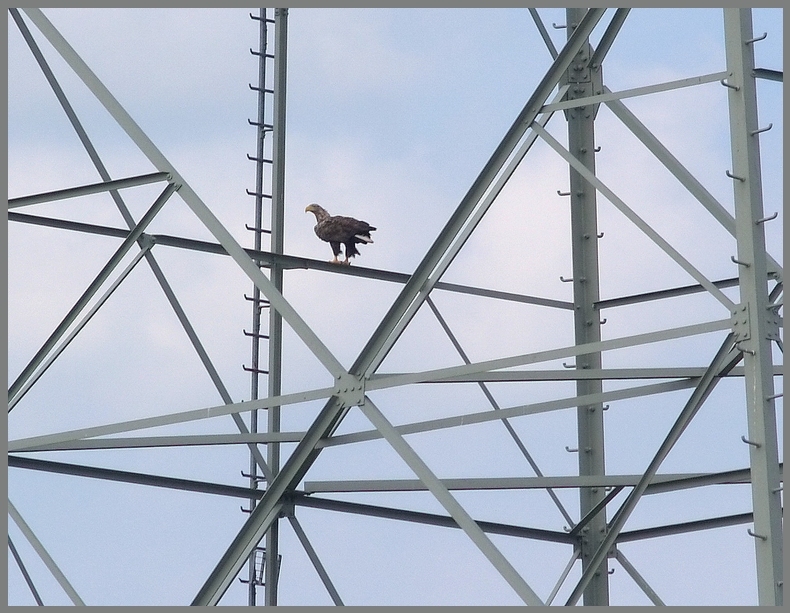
[354,234,373,243]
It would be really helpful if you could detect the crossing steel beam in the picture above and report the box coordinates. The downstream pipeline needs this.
[192,7,608,605]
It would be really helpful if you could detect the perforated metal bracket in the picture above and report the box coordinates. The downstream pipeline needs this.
[731,303,751,341]
[333,374,365,408]
[765,305,782,341]
[731,302,782,342]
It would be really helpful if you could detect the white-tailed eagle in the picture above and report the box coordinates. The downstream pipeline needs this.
[305,203,376,265]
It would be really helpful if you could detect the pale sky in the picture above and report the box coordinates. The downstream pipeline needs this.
[7,7,783,606]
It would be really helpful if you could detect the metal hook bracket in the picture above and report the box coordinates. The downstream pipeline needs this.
[726,170,746,182]
[751,123,773,136]
[745,32,768,44]
[741,435,761,448]
[720,78,740,91]
[756,211,778,224]
[747,528,767,541]
[736,342,756,356]
[731,255,750,267]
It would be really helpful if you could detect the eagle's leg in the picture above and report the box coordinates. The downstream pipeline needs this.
[329,241,342,264]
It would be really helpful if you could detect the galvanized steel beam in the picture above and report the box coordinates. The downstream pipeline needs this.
[426,296,575,527]
[7,211,575,310]
[614,549,665,606]
[8,241,153,411]
[286,514,344,605]
[723,8,783,605]
[565,8,608,602]
[8,536,44,606]
[7,171,171,208]
[359,397,545,605]
[565,333,740,605]
[8,183,177,406]
[191,9,608,605]
[532,121,737,311]
[263,8,289,605]
[21,7,348,386]
[8,500,85,606]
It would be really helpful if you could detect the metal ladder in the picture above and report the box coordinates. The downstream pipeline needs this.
[239,7,285,606]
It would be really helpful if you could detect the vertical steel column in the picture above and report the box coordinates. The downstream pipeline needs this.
[264,7,288,607]
[565,8,609,605]
[723,8,783,606]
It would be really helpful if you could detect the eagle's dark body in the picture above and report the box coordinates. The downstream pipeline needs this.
[305,203,376,264]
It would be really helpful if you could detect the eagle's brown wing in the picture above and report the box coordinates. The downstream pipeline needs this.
[315,216,375,243]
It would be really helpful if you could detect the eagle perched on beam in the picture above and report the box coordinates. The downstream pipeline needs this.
[305,203,376,265]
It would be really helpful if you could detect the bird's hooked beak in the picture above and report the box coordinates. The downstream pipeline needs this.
[305,204,315,213]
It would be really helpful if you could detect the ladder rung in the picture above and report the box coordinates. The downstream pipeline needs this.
[243,329,270,340]
[248,119,274,130]
[243,364,269,375]
[250,12,275,24]
[248,83,275,94]
[250,9,274,23]
[245,224,272,234]
[247,154,274,164]
[244,294,271,306]
[246,189,273,199]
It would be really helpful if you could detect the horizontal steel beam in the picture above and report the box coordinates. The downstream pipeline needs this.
[8,385,334,452]
[10,455,774,548]
[292,493,574,544]
[618,512,756,542]
[17,210,778,313]
[302,472,747,493]
[11,431,306,452]
[367,319,732,389]
[322,379,700,449]
[304,465,779,495]
[370,365,779,383]
[541,71,728,113]
[8,211,573,310]
[753,67,782,82]
[7,455,575,545]
[9,454,261,499]
[594,277,742,310]
[7,171,171,208]
[644,464,782,495]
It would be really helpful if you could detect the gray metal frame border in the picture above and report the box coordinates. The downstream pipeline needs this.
[7,7,782,607]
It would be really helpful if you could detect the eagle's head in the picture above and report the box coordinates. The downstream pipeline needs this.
[305,203,329,221]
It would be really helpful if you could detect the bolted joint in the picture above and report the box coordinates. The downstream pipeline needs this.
[730,303,751,341]
[138,233,157,250]
[765,305,782,341]
[334,373,366,408]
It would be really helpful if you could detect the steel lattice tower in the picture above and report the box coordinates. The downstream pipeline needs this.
[8,8,782,606]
